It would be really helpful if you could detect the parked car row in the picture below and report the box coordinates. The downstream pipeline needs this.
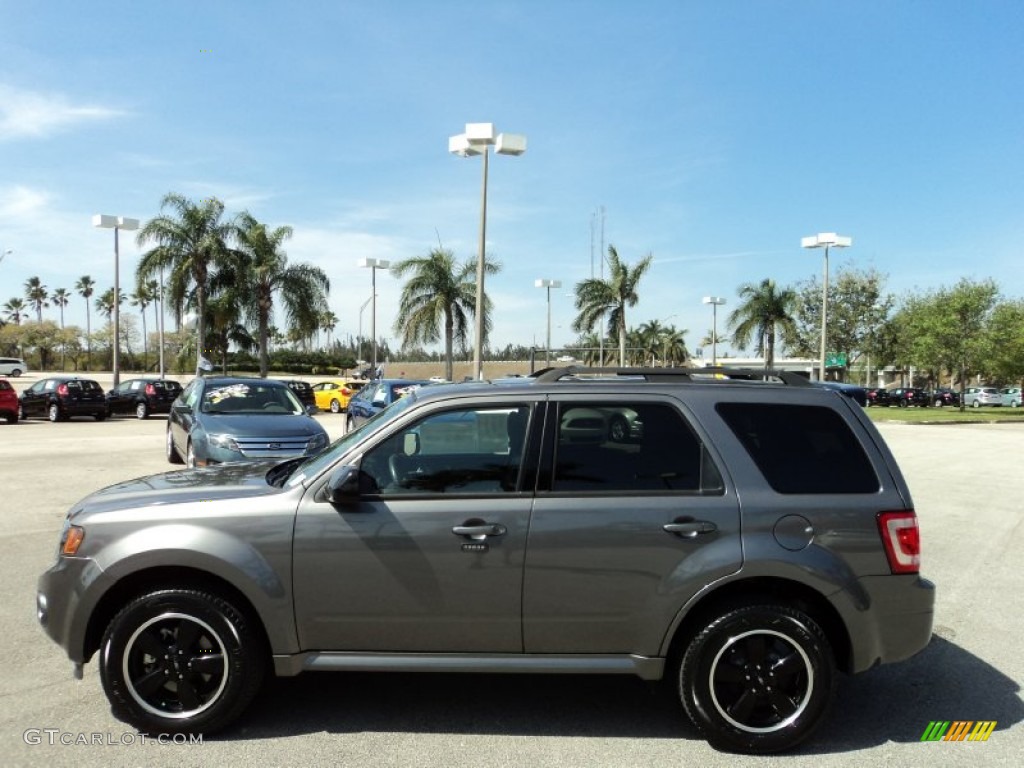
[865,385,1022,408]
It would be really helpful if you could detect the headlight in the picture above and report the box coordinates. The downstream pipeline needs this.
[307,433,328,453]
[208,433,241,452]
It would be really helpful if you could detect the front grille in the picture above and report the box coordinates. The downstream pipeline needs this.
[235,435,313,458]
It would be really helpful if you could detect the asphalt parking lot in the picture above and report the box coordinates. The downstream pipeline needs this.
[0,376,1021,767]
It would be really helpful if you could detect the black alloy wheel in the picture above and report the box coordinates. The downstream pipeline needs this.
[679,604,835,754]
[100,589,265,734]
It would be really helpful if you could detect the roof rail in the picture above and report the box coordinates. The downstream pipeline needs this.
[532,366,813,387]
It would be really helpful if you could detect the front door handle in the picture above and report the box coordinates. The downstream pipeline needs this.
[452,522,507,540]
[663,518,717,538]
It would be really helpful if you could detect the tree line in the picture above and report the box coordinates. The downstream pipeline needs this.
[3,197,1023,388]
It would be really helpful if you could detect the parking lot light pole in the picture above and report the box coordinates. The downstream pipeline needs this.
[534,279,561,367]
[93,215,139,388]
[702,296,726,366]
[801,233,852,381]
[359,259,390,378]
[357,293,375,368]
[450,123,527,379]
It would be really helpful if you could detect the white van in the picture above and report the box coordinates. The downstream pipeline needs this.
[0,358,28,377]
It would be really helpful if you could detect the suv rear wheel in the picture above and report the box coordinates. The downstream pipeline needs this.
[678,604,835,754]
[99,589,265,734]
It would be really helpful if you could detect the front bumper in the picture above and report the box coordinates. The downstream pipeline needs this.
[37,555,99,664]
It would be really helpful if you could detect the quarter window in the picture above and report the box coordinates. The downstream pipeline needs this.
[716,403,879,494]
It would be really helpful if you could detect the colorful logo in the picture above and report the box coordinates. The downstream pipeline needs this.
[920,721,997,742]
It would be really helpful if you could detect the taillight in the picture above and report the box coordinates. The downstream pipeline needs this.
[57,384,69,396]
[342,387,352,396]
[145,384,156,395]
[877,511,921,574]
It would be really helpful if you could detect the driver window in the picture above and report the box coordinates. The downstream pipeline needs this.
[360,405,530,495]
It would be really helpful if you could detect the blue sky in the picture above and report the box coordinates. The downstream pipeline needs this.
[1,0,1022,356]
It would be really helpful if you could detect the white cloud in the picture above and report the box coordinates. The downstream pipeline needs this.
[0,84,125,141]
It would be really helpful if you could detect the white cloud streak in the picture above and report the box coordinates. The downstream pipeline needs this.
[0,84,125,141]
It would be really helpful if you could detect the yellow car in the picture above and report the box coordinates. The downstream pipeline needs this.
[310,379,368,414]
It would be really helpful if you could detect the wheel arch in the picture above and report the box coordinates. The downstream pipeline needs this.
[83,565,273,667]
[662,577,853,675]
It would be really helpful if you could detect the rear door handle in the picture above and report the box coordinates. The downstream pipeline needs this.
[452,523,507,540]
[663,519,717,538]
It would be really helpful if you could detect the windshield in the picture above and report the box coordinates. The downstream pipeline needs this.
[201,382,304,415]
[284,393,418,487]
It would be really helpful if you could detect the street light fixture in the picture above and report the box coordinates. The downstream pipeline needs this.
[801,232,852,381]
[93,215,139,388]
[534,279,562,367]
[450,122,527,380]
[359,258,390,378]
[0,248,11,265]
[701,297,726,366]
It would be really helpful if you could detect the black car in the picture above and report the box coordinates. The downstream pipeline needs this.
[19,376,107,422]
[105,378,183,419]
[889,387,930,407]
[866,388,892,407]
[281,379,317,414]
[930,387,961,407]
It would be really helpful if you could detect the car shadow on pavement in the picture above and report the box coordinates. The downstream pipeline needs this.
[224,635,1021,752]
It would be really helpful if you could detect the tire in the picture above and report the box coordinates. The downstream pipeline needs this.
[166,427,184,464]
[330,399,341,414]
[897,399,906,408]
[934,399,943,408]
[17,404,25,421]
[11,368,22,377]
[136,401,149,420]
[346,415,354,433]
[94,411,106,422]
[99,589,265,735]
[48,403,61,422]
[186,440,197,468]
[6,412,17,424]
[972,400,980,408]
[679,604,836,754]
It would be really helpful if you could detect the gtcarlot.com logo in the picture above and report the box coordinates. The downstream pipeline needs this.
[23,729,203,746]
[920,721,997,742]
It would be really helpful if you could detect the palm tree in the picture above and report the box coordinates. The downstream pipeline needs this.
[320,310,338,350]
[24,276,49,322]
[391,247,497,382]
[637,320,665,365]
[75,275,96,369]
[130,282,156,372]
[232,212,330,377]
[52,287,70,369]
[572,245,653,366]
[2,297,26,324]
[136,193,235,375]
[727,278,798,370]
[660,325,689,366]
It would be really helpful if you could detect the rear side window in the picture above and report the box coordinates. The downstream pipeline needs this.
[716,403,879,494]
[550,402,723,494]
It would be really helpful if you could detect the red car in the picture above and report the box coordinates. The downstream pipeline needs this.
[0,379,19,423]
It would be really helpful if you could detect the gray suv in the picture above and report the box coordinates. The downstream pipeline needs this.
[36,367,934,754]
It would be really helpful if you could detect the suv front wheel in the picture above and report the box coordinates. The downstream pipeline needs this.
[678,604,835,754]
[99,589,265,735]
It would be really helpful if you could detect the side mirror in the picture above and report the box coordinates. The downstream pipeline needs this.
[325,465,362,504]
